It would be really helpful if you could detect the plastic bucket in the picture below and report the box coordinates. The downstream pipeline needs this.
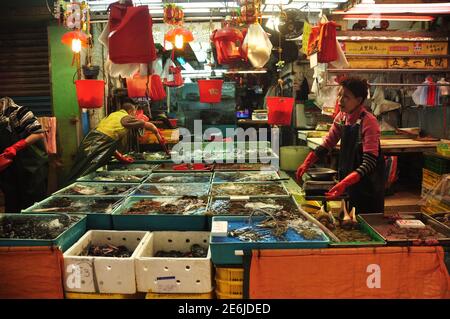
[266,96,295,126]
[75,80,104,109]
[198,80,223,103]
[280,146,310,171]
[126,74,150,98]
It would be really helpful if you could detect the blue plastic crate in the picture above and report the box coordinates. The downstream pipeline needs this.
[112,196,209,231]
[52,182,139,197]
[22,196,125,230]
[145,172,212,184]
[135,183,210,197]
[77,171,150,183]
[0,213,87,252]
[210,216,330,265]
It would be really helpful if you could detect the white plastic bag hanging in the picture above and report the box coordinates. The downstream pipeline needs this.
[242,23,272,68]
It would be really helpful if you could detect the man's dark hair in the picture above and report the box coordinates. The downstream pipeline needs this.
[339,77,370,103]
[120,97,136,112]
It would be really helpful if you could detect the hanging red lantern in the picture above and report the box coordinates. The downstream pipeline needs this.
[61,30,88,52]
[164,27,194,49]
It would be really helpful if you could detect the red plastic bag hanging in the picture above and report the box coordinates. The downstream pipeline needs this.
[109,6,157,64]
[307,25,321,56]
[211,26,246,65]
[149,74,166,101]
[162,59,183,87]
[109,0,134,32]
[266,96,295,126]
[318,21,338,63]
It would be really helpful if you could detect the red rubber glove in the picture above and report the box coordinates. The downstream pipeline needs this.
[114,152,135,164]
[325,171,361,199]
[295,151,319,182]
[3,139,28,159]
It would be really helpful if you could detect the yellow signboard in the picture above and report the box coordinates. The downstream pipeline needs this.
[343,41,448,69]
[342,41,448,56]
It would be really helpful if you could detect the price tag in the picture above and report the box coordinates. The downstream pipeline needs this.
[156,276,177,292]
[211,221,228,237]
[396,219,426,229]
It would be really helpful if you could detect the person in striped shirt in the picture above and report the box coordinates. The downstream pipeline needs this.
[296,77,385,214]
[0,97,48,213]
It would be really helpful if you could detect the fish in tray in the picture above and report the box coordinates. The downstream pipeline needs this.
[433,213,450,228]
[89,172,144,182]
[106,163,155,171]
[123,196,207,215]
[211,182,287,196]
[213,171,280,182]
[148,173,211,183]
[228,217,324,242]
[311,202,373,242]
[62,184,134,196]
[214,163,275,171]
[0,214,82,240]
[28,197,120,214]
[127,152,171,161]
[138,184,209,197]
[208,198,300,217]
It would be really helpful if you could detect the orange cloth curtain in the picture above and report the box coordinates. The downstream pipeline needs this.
[249,247,450,299]
[0,246,65,299]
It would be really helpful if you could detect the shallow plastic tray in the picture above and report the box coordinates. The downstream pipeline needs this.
[328,216,386,247]
[360,213,450,246]
[23,196,125,230]
[212,171,282,183]
[77,171,150,183]
[112,196,209,231]
[210,182,289,198]
[53,182,139,197]
[210,215,329,265]
[135,183,210,197]
[104,163,156,172]
[0,213,87,252]
[145,172,212,184]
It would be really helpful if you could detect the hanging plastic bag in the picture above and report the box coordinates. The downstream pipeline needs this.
[329,39,349,69]
[149,74,166,101]
[242,23,272,68]
[371,86,401,116]
[109,6,157,64]
[211,26,246,65]
[266,96,295,126]
[318,21,338,63]
[307,25,321,56]
[162,59,183,87]
[301,21,312,54]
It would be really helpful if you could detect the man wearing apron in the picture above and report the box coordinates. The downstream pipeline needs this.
[296,77,385,214]
[0,97,48,213]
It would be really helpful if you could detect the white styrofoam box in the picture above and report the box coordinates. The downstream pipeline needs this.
[135,231,213,293]
[63,230,150,294]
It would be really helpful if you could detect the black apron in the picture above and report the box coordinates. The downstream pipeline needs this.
[0,124,48,213]
[65,130,119,185]
[338,111,385,214]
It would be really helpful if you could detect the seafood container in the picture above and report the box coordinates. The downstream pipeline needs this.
[124,151,174,163]
[135,183,210,197]
[0,213,87,252]
[212,171,282,183]
[206,197,303,228]
[153,163,214,172]
[53,182,139,197]
[63,230,150,294]
[211,182,289,198]
[145,172,212,184]
[77,171,150,183]
[104,163,156,172]
[213,163,277,171]
[112,196,209,231]
[328,216,386,247]
[360,213,450,246]
[210,215,329,265]
[23,196,125,230]
[135,231,213,293]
